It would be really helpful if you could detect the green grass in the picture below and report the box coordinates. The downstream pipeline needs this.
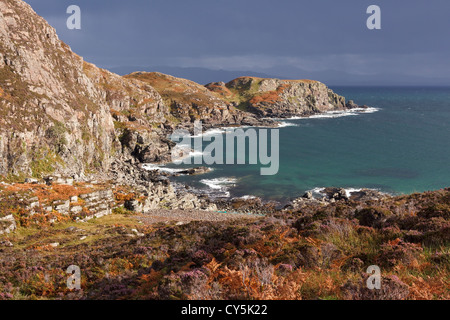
[31,151,64,178]
[2,214,142,251]
[112,206,134,215]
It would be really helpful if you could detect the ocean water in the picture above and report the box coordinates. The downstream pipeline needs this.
[151,87,450,203]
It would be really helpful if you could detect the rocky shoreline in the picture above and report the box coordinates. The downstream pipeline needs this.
[1,164,448,300]
[0,154,391,236]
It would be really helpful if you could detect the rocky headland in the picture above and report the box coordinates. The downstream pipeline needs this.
[0,0,366,180]
[0,0,448,301]
[0,0,373,219]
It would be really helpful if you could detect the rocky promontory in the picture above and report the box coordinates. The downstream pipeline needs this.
[0,0,375,231]
[0,0,364,181]
[206,76,359,118]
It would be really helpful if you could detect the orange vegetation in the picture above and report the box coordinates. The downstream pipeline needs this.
[250,84,289,105]
[2,183,95,203]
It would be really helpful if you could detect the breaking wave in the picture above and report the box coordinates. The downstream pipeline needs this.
[199,177,238,198]
[142,164,186,174]
[278,122,299,128]
[200,177,237,190]
[280,107,380,120]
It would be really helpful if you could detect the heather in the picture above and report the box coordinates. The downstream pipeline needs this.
[0,188,448,300]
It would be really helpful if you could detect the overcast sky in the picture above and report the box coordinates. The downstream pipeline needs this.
[24,0,450,85]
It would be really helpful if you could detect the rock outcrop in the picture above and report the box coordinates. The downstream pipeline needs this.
[0,0,361,181]
[0,179,117,226]
[124,72,278,130]
[0,0,169,178]
[206,76,355,118]
[286,187,389,209]
[0,214,15,235]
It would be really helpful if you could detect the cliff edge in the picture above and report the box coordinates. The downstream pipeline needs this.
[0,0,360,179]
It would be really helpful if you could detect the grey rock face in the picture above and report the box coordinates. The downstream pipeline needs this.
[0,0,170,178]
[53,200,70,215]
[0,214,16,235]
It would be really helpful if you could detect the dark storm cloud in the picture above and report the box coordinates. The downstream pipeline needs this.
[23,0,450,85]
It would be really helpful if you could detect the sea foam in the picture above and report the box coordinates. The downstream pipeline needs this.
[142,164,186,174]
[200,177,237,190]
[277,107,380,120]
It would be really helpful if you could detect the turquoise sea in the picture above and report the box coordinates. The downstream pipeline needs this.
[148,87,450,203]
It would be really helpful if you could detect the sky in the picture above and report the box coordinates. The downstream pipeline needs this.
[24,0,450,85]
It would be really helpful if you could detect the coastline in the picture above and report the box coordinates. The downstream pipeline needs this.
[0,101,384,229]
[140,104,383,206]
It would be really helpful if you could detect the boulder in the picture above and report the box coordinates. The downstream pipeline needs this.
[303,191,313,199]
[0,214,16,235]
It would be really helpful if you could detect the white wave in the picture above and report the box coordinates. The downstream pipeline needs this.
[343,188,364,198]
[278,121,298,128]
[308,187,326,198]
[222,125,249,130]
[239,195,257,200]
[142,164,186,174]
[143,163,213,176]
[354,107,379,113]
[200,177,237,190]
[190,128,226,138]
[188,150,204,158]
[275,107,380,120]
[342,187,391,198]
[170,144,204,163]
[308,112,355,119]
